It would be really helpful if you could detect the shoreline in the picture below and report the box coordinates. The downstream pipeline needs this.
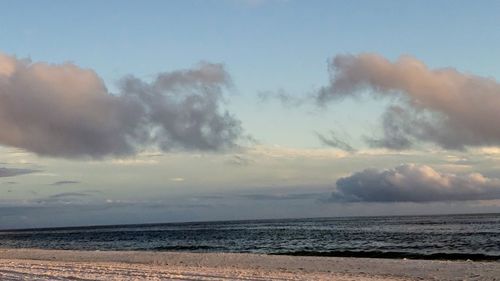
[0,249,499,280]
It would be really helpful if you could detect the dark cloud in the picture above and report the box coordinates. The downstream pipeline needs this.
[47,192,90,199]
[316,131,356,152]
[0,167,38,177]
[331,164,500,203]
[317,53,500,150]
[50,180,80,186]
[34,192,94,205]
[0,53,243,159]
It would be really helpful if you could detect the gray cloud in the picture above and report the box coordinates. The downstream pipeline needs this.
[0,167,37,177]
[33,192,96,205]
[317,53,500,150]
[331,164,500,203]
[0,53,243,158]
[50,180,80,186]
[225,154,254,166]
[316,130,356,152]
[47,192,90,199]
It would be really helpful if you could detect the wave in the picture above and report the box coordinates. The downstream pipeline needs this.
[271,250,500,261]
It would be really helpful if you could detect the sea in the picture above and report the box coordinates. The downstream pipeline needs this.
[1,213,499,261]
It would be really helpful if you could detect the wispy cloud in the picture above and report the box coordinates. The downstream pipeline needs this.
[257,89,307,107]
[50,180,80,186]
[0,167,38,177]
[316,130,356,152]
[34,192,94,204]
[225,154,254,166]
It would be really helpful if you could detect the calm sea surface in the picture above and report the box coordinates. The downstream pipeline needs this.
[1,213,499,260]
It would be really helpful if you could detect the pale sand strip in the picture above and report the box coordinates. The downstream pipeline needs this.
[0,249,498,280]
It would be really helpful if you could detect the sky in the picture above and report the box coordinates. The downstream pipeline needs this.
[1,0,500,229]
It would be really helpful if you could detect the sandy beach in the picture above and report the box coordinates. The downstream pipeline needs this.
[0,249,498,280]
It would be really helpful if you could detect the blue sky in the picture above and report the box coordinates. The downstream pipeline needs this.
[1,0,500,228]
[4,0,499,147]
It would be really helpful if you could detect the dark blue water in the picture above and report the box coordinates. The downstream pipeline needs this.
[1,213,499,261]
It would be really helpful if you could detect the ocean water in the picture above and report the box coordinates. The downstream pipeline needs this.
[1,213,499,261]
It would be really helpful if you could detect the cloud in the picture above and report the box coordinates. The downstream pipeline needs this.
[257,89,306,107]
[0,167,37,177]
[331,164,500,202]
[318,53,500,150]
[34,192,94,205]
[47,192,90,199]
[225,154,254,166]
[238,193,324,200]
[316,131,356,152]
[0,52,243,159]
[50,180,80,186]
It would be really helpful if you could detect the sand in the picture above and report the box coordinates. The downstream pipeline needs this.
[0,249,498,280]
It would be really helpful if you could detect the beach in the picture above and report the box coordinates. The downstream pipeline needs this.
[0,249,498,280]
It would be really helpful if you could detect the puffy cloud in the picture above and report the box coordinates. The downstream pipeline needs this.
[332,164,500,202]
[0,52,243,158]
[318,53,500,150]
[0,167,37,177]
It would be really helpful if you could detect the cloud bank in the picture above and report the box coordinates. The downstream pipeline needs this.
[0,53,242,158]
[332,164,500,202]
[318,53,500,150]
